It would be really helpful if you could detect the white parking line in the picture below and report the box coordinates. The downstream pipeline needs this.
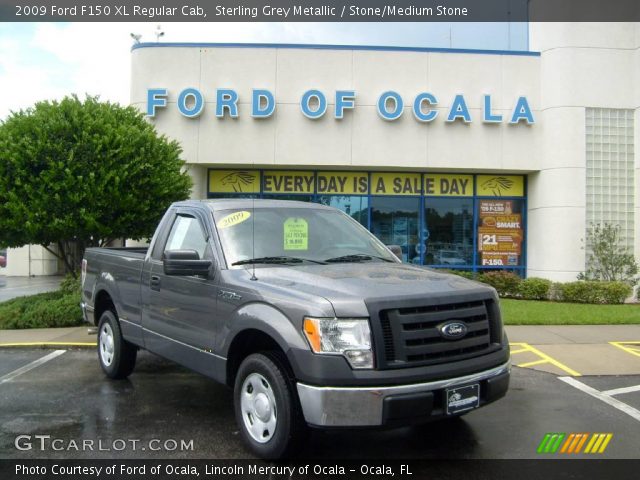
[602,384,640,397]
[0,350,66,384]
[559,377,640,422]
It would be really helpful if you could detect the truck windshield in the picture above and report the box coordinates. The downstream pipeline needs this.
[212,207,398,267]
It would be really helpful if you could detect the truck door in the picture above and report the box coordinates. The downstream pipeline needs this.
[141,209,220,369]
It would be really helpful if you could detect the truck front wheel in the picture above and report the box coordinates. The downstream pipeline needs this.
[234,352,306,459]
[97,310,137,379]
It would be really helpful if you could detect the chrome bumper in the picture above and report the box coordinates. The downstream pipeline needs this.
[296,361,511,427]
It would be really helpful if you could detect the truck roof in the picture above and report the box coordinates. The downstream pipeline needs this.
[172,199,334,212]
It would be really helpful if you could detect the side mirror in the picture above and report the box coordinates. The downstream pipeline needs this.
[163,250,212,276]
[386,245,403,261]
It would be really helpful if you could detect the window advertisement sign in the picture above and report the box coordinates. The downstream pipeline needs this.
[371,172,423,195]
[208,169,261,193]
[476,175,524,197]
[316,171,368,195]
[477,200,524,267]
[424,174,474,197]
[262,170,315,194]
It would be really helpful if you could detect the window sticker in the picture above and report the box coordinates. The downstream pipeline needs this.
[283,218,308,250]
[217,211,251,229]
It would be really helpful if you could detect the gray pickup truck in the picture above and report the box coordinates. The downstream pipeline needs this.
[82,199,510,458]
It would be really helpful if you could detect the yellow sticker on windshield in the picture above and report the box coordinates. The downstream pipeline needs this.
[217,211,251,229]
[283,218,308,250]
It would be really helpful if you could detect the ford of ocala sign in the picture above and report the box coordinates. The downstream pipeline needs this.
[146,88,535,124]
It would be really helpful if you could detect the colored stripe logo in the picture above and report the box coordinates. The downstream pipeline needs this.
[537,433,613,454]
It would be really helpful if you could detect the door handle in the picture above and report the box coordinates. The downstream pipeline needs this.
[150,275,161,291]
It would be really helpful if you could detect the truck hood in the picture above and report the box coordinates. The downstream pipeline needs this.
[251,262,494,317]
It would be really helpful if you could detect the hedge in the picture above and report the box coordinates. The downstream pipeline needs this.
[441,269,631,305]
[476,271,521,297]
[0,275,83,329]
[556,281,631,305]
[518,278,552,301]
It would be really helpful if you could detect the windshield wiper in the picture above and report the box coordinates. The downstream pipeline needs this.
[232,256,327,266]
[324,253,394,263]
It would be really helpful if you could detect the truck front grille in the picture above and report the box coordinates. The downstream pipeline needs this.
[377,299,500,368]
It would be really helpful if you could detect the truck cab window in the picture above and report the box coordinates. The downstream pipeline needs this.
[165,215,208,259]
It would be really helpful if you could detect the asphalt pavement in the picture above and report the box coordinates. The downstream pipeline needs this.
[0,276,63,302]
[0,348,639,459]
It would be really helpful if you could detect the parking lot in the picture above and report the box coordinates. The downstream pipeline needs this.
[1,347,640,459]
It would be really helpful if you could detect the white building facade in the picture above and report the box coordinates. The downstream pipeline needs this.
[4,23,638,281]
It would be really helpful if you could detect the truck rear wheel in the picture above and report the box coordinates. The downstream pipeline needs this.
[234,352,306,459]
[97,310,137,379]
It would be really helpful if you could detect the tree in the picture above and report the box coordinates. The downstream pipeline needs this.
[582,223,638,283]
[0,95,192,276]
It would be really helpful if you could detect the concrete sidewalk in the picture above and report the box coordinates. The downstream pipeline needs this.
[0,324,639,376]
[0,326,96,346]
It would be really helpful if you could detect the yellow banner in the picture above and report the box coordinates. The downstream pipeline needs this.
[262,171,315,194]
[317,171,368,195]
[371,173,423,196]
[476,175,524,197]
[424,174,474,196]
[209,170,261,194]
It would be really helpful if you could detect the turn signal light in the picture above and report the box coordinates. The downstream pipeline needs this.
[303,317,322,352]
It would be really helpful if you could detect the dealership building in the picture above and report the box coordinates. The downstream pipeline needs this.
[4,23,639,281]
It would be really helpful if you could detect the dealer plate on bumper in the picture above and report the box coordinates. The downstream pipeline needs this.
[446,384,480,415]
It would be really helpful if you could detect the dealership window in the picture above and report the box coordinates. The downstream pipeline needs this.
[586,108,635,254]
[262,194,314,202]
[207,169,527,274]
[317,195,368,227]
[370,197,420,263]
[424,198,474,267]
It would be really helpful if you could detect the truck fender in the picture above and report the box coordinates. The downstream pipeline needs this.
[219,302,310,377]
[92,273,124,323]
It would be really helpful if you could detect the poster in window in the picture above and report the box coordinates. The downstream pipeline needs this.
[478,200,523,267]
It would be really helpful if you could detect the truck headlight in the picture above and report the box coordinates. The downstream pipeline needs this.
[303,317,373,369]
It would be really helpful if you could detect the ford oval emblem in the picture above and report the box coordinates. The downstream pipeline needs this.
[439,321,468,340]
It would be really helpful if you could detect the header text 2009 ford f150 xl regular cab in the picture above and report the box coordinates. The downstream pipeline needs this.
[81,200,510,458]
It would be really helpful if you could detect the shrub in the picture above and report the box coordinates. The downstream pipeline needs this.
[557,281,632,305]
[582,223,638,284]
[518,277,552,300]
[599,282,633,304]
[59,273,81,296]
[477,271,521,297]
[0,288,83,329]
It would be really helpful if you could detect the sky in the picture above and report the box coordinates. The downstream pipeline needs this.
[0,22,527,121]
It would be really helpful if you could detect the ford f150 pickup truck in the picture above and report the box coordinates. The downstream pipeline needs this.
[82,199,510,458]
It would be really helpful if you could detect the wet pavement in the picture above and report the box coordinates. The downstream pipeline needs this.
[0,276,63,302]
[1,348,639,459]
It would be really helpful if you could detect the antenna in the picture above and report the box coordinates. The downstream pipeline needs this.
[250,192,257,281]
[155,25,165,42]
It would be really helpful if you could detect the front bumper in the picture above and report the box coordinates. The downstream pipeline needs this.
[296,361,510,427]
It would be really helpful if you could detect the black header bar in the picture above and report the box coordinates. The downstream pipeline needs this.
[1,0,640,22]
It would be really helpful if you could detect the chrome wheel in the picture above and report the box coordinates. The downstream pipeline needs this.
[99,323,115,367]
[240,373,277,443]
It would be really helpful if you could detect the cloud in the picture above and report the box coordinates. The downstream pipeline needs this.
[0,22,525,120]
[0,22,323,119]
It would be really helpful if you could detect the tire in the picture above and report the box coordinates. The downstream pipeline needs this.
[234,352,307,459]
[97,310,137,379]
